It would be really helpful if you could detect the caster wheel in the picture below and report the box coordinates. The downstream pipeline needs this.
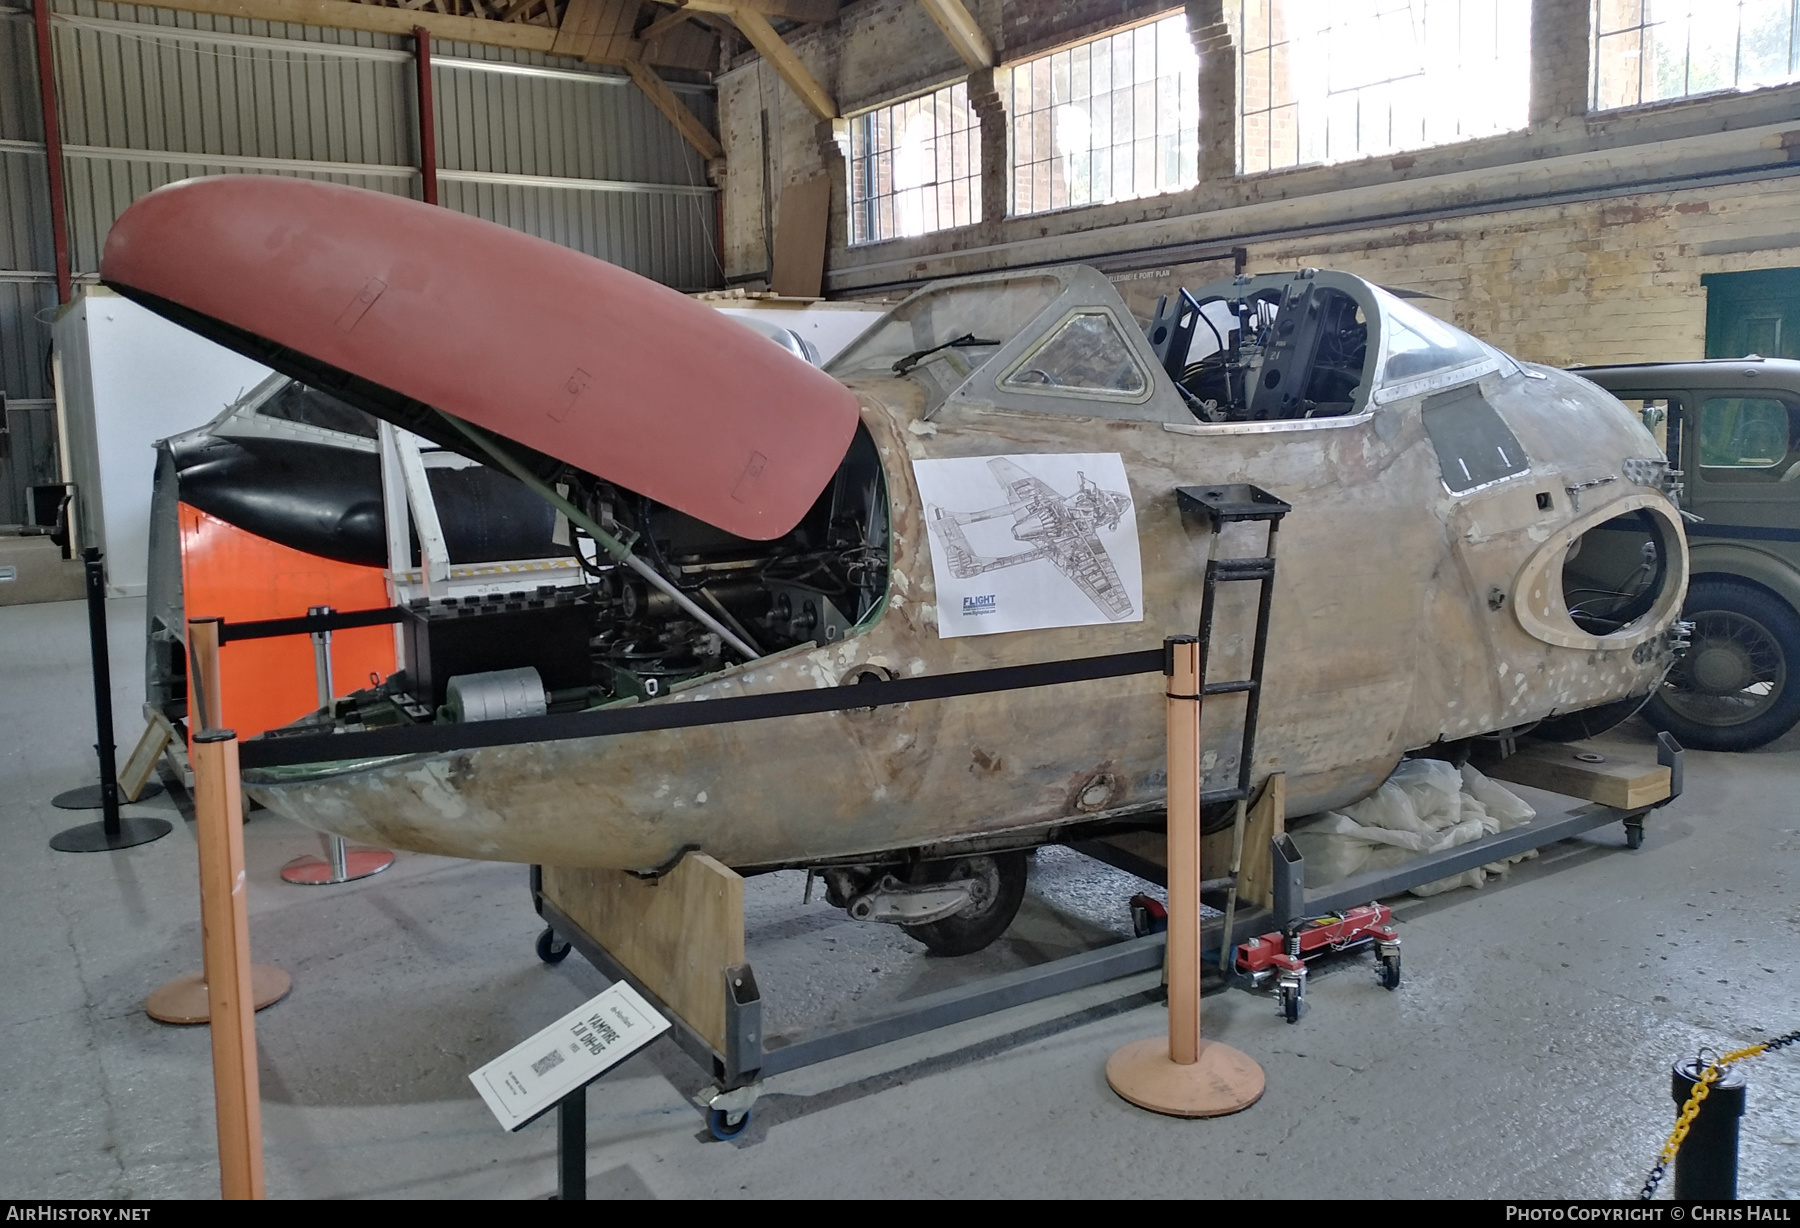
[536,927,571,964]
[1278,982,1305,1024]
[708,1107,751,1141]
[1378,952,1401,991]
[1624,823,1645,851]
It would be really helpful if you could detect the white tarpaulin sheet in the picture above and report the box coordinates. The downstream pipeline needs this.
[912,452,1144,638]
[1288,760,1539,897]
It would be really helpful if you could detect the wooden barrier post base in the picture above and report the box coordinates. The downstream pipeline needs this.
[1107,636,1265,1119]
[146,966,292,1025]
[1105,1036,1266,1118]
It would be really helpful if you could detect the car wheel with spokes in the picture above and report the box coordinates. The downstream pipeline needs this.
[1645,580,1800,751]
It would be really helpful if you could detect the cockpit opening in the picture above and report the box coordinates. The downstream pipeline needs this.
[1147,274,1369,423]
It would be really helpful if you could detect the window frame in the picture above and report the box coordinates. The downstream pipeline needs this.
[1002,12,1201,218]
[845,79,984,247]
[1590,0,1800,113]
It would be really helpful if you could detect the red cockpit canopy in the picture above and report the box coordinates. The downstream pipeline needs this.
[101,176,860,540]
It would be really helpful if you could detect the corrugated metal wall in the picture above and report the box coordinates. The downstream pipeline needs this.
[0,0,720,522]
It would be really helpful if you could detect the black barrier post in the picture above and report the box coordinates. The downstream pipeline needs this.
[1671,1058,1747,1199]
[49,548,171,852]
[554,1085,586,1200]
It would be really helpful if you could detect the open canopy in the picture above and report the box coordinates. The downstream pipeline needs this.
[101,176,861,540]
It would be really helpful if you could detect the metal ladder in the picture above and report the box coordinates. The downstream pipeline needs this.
[1173,484,1290,968]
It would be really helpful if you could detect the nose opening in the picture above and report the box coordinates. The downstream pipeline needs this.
[1560,508,1670,637]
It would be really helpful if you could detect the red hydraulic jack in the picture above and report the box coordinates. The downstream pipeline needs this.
[1235,903,1401,1023]
[1127,892,1401,1025]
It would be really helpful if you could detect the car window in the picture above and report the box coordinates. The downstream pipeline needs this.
[1611,397,1676,454]
[1697,396,1800,481]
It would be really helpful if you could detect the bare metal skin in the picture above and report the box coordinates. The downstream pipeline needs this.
[245,268,1687,871]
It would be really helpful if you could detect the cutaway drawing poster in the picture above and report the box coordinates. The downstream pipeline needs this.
[912,452,1143,638]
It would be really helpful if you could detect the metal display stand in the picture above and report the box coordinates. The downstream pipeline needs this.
[215,578,1686,1143]
[278,606,395,886]
[532,732,1681,1132]
[533,866,1168,1108]
[145,618,293,1026]
[49,548,171,852]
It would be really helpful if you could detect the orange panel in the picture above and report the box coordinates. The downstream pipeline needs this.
[179,503,396,739]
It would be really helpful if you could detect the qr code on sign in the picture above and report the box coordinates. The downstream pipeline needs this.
[531,1048,566,1077]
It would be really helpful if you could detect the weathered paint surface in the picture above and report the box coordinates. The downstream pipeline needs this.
[248,357,1686,872]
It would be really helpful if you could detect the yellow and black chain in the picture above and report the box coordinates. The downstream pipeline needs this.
[1640,1029,1800,1200]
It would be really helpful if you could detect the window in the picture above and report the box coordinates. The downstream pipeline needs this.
[1593,0,1800,111]
[847,83,982,245]
[1231,0,1530,174]
[255,382,376,439]
[1006,15,1200,216]
[1001,311,1150,400]
[1698,397,1800,475]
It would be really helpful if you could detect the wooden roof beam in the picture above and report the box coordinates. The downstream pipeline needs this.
[916,0,991,71]
[111,0,559,52]
[652,0,838,22]
[730,6,835,119]
[639,3,695,41]
[622,48,725,162]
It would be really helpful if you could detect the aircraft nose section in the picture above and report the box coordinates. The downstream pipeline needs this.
[101,176,861,540]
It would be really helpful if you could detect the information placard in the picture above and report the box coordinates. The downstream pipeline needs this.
[469,982,669,1131]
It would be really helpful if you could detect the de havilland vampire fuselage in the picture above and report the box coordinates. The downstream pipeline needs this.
[101,178,1689,894]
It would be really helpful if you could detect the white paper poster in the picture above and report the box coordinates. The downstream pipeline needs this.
[469,982,669,1131]
[912,452,1144,638]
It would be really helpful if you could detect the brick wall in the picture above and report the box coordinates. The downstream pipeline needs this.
[1235,177,1800,367]
[716,0,1800,371]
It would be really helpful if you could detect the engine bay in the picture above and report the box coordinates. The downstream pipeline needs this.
[294,423,891,732]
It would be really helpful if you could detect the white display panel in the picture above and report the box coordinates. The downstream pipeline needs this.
[912,452,1144,638]
[56,289,272,597]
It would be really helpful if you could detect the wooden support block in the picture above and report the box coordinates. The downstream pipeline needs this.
[1476,741,1671,810]
[119,711,175,803]
[541,854,744,1054]
[1085,775,1284,907]
[1236,773,1285,910]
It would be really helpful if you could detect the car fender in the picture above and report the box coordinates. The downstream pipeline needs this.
[1688,539,1800,616]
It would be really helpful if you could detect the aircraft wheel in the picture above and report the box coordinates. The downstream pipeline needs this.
[900,851,1028,957]
[1645,580,1800,751]
[536,927,571,964]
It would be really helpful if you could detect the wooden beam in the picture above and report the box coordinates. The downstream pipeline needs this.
[541,855,745,1055]
[640,1,693,42]
[552,0,638,61]
[121,0,559,52]
[650,0,837,22]
[731,6,835,119]
[623,51,724,160]
[1476,742,1672,810]
[916,0,991,70]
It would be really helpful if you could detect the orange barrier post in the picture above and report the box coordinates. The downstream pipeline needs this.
[1105,636,1265,1117]
[146,619,290,1024]
[192,728,265,1199]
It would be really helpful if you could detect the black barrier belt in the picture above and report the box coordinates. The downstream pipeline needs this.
[236,647,1166,769]
[217,606,408,644]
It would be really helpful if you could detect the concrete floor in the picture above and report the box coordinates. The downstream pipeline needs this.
[2,594,1796,1200]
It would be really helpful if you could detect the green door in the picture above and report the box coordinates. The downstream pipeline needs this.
[1703,268,1800,359]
